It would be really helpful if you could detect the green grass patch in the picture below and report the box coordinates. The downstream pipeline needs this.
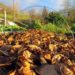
[0,24,26,32]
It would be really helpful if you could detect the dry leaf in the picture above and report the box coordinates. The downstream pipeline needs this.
[61,66,74,75]
[40,57,47,64]
[49,44,57,52]
[0,30,75,75]
[44,53,51,61]
[23,51,32,59]
[52,54,64,64]
[28,44,41,51]
[8,36,14,43]
[0,40,4,46]
[19,67,36,75]
[8,70,16,75]
[12,45,21,49]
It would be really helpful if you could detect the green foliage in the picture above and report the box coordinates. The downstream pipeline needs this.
[66,8,75,24]
[0,13,13,20]
[17,19,69,33]
[33,20,42,29]
[41,23,67,33]
[57,26,68,33]
[0,2,73,34]
[6,15,13,20]
[0,24,26,32]
[0,14,4,18]
[19,20,42,29]
[41,23,57,32]
[45,12,67,26]
[18,13,30,20]
[71,24,75,32]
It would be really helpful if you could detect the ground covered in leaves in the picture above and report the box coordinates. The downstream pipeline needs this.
[0,29,75,75]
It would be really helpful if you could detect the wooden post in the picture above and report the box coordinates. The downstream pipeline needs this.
[4,10,7,26]
[13,0,15,21]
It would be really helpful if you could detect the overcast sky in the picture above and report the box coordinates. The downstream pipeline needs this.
[0,0,74,11]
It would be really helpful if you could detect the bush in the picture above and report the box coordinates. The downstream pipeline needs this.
[45,12,68,26]
[20,20,42,29]
[71,24,75,32]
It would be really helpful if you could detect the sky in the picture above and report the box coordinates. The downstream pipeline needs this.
[0,0,74,11]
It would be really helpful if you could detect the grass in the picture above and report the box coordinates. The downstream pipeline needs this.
[0,24,26,32]
[0,13,30,21]
[0,13,13,20]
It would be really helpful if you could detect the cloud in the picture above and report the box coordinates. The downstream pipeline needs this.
[56,0,65,6]
[57,0,70,7]
[24,0,39,5]
[54,0,68,9]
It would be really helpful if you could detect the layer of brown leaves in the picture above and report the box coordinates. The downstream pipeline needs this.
[0,29,75,75]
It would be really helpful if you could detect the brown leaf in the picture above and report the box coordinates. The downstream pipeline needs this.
[8,70,16,75]
[52,54,64,64]
[12,45,21,49]
[61,66,74,75]
[0,40,4,46]
[49,44,57,52]
[8,36,14,44]
[44,53,51,61]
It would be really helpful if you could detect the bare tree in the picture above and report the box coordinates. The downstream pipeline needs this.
[41,6,49,24]
[41,6,48,19]
[29,9,36,20]
[13,0,19,21]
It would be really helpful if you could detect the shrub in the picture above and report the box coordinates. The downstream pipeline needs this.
[21,20,42,29]
[45,12,68,26]
[71,24,75,32]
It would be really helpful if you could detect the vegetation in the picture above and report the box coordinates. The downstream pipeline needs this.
[0,3,75,34]
[0,24,26,32]
[0,2,75,75]
[44,12,68,26]
[71,23,75,32]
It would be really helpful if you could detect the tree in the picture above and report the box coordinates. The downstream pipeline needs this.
[67,8,75,24]
[13,0,19,20]
[41,6,48,19]
[41,6,49,24]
